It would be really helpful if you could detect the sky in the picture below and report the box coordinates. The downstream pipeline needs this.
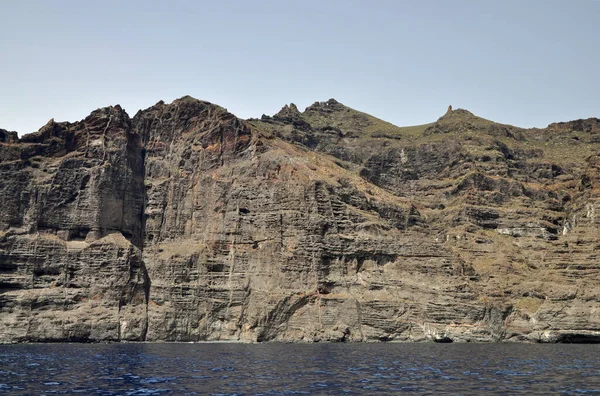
[1,0,599,135]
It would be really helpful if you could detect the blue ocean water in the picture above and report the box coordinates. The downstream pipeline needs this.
[0,343,598,395]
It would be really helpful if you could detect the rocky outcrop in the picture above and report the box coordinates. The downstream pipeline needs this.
[0,129,18,143]
[0,106,148,342]
[1,97,599,343]
[424,108,525,139]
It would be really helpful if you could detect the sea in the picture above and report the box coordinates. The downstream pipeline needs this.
[0,343,599,395]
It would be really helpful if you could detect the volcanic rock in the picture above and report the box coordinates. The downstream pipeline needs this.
[1,97,599,343]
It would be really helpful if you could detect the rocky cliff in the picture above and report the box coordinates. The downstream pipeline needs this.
[1,97,599,343]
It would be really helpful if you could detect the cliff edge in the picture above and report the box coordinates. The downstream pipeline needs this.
[1,98,599,343]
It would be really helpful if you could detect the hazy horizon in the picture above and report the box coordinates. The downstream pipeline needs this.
[2,0,599,135]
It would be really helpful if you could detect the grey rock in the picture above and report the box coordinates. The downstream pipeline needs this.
[1,96,599,343]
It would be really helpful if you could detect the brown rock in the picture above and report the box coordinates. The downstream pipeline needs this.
[1,96,599,343]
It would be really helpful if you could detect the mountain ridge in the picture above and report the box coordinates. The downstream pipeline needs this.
[5,95,598,141]
[1,96,599,343]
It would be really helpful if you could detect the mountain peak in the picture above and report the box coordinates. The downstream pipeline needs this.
[439,107,477,121]
[425,107,523,139]
[173,95,200,104]
[305,98,347,114]
[274,103,302,121]
[135,96,229,120]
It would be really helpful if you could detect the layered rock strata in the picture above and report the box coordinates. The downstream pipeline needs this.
[1,97,598,343]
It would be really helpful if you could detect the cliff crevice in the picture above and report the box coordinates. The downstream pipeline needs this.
[1,97,599,343]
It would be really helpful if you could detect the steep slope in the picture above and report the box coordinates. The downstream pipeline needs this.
[134,97,475,342]
[253,101,600,342]
[0,107,148,342]
[0,97,598,343]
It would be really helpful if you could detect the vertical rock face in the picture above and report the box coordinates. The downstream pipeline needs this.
[1,96,599,343]
[132,97,478,342]
[0,106,148,342]
[133,97,262,341]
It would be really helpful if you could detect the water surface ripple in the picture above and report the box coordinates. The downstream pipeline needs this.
[0,343,598,395]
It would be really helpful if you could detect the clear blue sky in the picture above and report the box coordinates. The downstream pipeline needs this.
[2,0,599,134]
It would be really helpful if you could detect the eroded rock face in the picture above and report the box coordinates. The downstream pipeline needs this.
[1,97,599,343]
[0,106,148,342]
[0,129,18,144]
